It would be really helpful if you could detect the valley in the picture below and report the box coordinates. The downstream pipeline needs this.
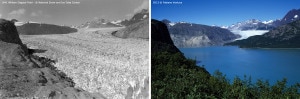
[20,27,149,99]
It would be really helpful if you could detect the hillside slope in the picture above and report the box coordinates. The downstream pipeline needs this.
[17,23,77,35]
[163,19,240,47]
[113,9,149,39]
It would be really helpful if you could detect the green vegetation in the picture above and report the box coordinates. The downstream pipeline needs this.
[152,19,300,98]
[152,51,300,98]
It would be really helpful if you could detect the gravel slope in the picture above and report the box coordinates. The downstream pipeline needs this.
[20,27,149,99]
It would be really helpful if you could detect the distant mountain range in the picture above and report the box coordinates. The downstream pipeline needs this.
[79,18,123,28]
[80,9,149,28]
[223,9,300,31]
[162,19,240,47]
[226,20,300,48]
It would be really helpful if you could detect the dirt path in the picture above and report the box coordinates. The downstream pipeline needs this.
[20,27,149,99]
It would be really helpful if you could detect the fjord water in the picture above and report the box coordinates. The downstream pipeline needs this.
[180,46,300,85]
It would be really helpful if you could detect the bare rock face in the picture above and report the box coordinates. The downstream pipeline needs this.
[112,9,149,39]
[0,19,27,52]
[113,19,149,39]
[0,19,105,99]
[0,41,37,69]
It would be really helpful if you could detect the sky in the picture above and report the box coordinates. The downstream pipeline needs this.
[0,0,148,26]
[152,0,300,26]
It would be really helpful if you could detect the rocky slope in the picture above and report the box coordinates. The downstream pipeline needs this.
[17,23,78,35]
[162,19,240,47]
[0,19,105,99]
[112,9,149,39]
[121,9,149,26]
[226,20,300,48]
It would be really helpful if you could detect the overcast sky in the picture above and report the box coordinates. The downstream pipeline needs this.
[0,0,148,26]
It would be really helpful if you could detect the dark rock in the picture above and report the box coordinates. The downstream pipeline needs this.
[151,19,181,53]
[0,19,27,51]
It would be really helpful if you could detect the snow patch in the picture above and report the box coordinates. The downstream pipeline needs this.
[294,15,298,19]
[111,20,122,24]
[179,21,187,24]
[14,22,25,26]
[221,26,228,29]
[143,15,148,19]
[169,23,175,26]
[262,20,274,24]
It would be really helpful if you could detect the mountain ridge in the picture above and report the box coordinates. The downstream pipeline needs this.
[226,20,300,48]
[224,8,300,31]
[162,19,240,47]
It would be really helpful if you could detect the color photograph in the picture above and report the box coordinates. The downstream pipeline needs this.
[152,0,300,98]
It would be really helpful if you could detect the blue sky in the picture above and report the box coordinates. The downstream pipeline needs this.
[152,0,300,26]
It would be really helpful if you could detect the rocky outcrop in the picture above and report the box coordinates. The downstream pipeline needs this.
[112,9,149,39]
[0,19,105,99]
[121,9,149,26]
[113,19,149,39]
[151,19,181,53]
[0,19,27,51]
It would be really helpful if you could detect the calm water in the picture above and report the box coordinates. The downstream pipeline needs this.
[180,46,300,85]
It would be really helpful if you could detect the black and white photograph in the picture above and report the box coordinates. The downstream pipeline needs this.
[0,0,149,98]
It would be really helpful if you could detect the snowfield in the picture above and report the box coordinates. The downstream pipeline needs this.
[20,27,149,99]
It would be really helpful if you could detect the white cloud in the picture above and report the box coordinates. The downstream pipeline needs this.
[8,8,26,19]
[133,0,148,13]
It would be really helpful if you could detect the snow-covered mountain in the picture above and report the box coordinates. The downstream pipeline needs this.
[222,8,300,39]
[79,9,148,28]
[79,18,123,28]
[226,9,300,31]
[225,19,278,30]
